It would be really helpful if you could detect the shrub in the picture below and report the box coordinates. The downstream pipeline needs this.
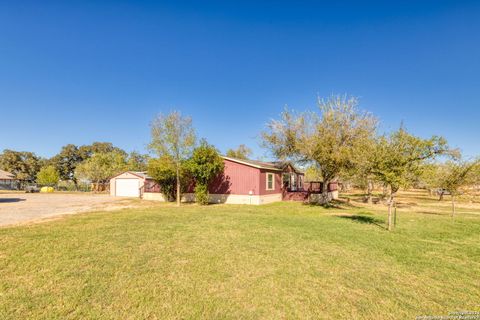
[147,156,191,201]
[195,184,209,205]
[187,139,224,205]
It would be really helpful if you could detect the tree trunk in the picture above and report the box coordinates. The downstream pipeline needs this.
[451,195,456,217]
[387,199,393,231]
[439,191,444,201]
[176,166,181,207]
[322,180,330,205]
[382,184,388,199]
[387,191,396,231]
[366,180,373,204]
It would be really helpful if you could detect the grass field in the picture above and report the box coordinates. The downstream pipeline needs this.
[1,190,479,319]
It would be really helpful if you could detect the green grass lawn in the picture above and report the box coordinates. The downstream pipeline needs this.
[1,191,479,319]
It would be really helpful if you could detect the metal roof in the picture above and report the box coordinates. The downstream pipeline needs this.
[0,169,16,180]
[222,156,303,173]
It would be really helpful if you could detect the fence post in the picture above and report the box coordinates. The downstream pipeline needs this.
[394,202,397,226]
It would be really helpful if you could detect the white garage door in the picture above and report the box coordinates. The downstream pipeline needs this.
[115,179,140,197]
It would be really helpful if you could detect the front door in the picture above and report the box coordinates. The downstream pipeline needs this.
[290,174,297,191]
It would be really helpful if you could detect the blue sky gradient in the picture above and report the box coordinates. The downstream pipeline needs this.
[1,1,479,158]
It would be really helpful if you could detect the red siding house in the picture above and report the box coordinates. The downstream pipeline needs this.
[138,156,338,205]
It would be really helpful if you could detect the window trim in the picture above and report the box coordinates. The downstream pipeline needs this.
[266,173,275,191]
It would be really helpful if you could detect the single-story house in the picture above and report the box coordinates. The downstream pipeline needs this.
[109,156,338,204]
[0,170,19,190]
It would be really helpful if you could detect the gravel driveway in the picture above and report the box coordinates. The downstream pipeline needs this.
[0,193,134,227]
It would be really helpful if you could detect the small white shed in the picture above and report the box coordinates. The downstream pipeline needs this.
[109,171,147,197]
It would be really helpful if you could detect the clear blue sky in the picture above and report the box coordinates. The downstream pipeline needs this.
[1,0,479,159]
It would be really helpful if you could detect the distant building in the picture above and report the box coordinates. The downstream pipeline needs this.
[0,170,19,190]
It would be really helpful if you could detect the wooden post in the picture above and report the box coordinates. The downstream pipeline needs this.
[387,199,393,231]
[451,195,456,217]
[176,166,181,207]
[394,202,397,226]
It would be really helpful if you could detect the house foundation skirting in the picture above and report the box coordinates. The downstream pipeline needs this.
[142,192,168,201]
[142,192,282,205]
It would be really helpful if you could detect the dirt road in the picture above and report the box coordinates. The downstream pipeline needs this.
[0,193,135,227]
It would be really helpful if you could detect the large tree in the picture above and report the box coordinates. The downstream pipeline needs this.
[187,140,224,205]
[127,151,149,171]
[0,149,41,182]
[78,142,126,159]
[262,95,377,204]
[51,144,83,186]
[148,111,196,206]
[371,127,449,230]
[52,142,126,188]
[226,144,252,160]
[75,151,127,191]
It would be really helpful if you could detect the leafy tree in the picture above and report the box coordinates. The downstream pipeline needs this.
[75,151,127,191]
[437,159,480,216]
[147,156,178,201]
[52,142,126,188]
[187,140,224,205]
[78,142,126,159]
[149,111,196,206]
[371,127,449,230]
[304,164,322,182]
[226,144,252,160]
[418,162,443,197]
[36,165,60,186]
[51,144,83,187]
[0,149,41,181]
[127,151,149,171]
[347,137,379,203]
[262,95,377,205]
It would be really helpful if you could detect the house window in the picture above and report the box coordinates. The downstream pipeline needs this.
[266,173,275,190]
[282,173,290,189]
[298,175,303,190]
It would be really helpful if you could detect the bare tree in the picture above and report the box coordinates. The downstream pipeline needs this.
[149,111,196,206]
[262,95,377,205]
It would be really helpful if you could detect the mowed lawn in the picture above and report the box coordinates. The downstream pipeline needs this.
[1,191,479,319]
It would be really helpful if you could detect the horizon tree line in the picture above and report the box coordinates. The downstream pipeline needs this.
[1,94,479,223]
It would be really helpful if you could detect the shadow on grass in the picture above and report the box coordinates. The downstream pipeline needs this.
[350,196,385,205]
[0,198,26,203]
[304,199,358,209]
[336,214,386,229]
[395,202,417,208]
[417,211,447,216]
[402,195,440,203]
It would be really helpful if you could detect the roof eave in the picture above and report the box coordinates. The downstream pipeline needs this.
[221,156,284,171]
